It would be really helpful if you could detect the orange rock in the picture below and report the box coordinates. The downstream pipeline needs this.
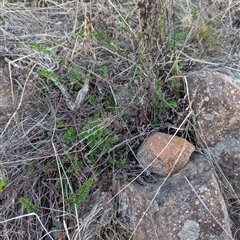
[137,132,195,176]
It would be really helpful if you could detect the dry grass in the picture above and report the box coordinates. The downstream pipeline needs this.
[0,0,239,239]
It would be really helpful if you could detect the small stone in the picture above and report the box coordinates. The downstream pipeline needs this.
[137,132,195,176]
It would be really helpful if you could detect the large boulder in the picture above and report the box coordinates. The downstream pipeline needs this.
[187,69,240,198]
[187,69,240,148]
[119,153,233,239]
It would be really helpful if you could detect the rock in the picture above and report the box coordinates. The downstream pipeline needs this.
[187,69,240,148]
[119,153,233,240]
[187,69,240,198]
[119,183,160,240]
[137,132,195,176]
[207,137,240,199]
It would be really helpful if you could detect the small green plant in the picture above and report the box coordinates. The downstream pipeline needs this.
[55,118,77,146]
[37,68,59,80]
[191,7,198,21]
[27,42,56,57]
[25,166,36,176]
[79,114,117,164]
[0,171,7,192]
[166,100,178,109]
[63,127,76,145]
[154,90,178,121]
[20,197,40,213]
[104,99,116,113]
[107,155,126,168]
[66,62,91,82]
[166,30,188,53]
[60,61,92,99]
[91,29,117,48]
[101,179,112,192]
[85,94,98,105]
[98,65,108,78]
[66,178,94,211]
[191,22,219,47]
[76,29,87,38]
[170,61,180,75]
[43,161,58,173]
[43,153,82,173]
[62,154,83,173]
[67,161,83,173]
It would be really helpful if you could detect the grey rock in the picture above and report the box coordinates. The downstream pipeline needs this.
[187,69,240,198]
[187,70,240,148]
[178,220,199,240]
[119,153,233,239]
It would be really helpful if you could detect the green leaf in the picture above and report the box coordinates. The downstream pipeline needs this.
[0,171,7,192]
[66,178,94,211]
[20,197,39,213]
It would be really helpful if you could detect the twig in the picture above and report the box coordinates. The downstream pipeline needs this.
[0,213,54,240]
[180,52,226,67]
[0,64,35,138]
[50,77,89,111]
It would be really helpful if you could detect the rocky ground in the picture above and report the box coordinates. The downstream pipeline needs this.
[0,0,240,239]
